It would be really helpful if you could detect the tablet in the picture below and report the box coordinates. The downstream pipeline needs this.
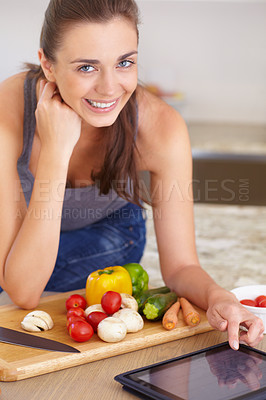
[114,342,266,400]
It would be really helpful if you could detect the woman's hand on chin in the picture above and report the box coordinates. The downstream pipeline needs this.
[36,80,82,161]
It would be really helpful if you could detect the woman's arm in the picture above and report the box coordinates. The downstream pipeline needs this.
[0,77,81,308]
[137,89,264,349]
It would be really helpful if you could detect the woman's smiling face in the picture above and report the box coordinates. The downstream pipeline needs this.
[42,17,138,128]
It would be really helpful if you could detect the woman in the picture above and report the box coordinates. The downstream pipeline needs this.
[0,0,263,350]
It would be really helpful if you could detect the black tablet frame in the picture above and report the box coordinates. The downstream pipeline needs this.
[114,342,266,400]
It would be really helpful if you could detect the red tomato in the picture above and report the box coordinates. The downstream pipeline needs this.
[66,294,87,310]
[86,311,108,332]
[66,307,85,319]
[69,320,94,342]
[101,291,122,315]
[255,295,266,307]
[240,299,256,307]
[258,298,266,308]
[66,316,86,330]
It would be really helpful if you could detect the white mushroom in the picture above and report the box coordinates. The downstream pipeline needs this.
[84,304,105,317]
[112,309,144,333]
[97,317,127,342]
[21,317,48,332]
[120,293,138,311]
[21,310,54,332]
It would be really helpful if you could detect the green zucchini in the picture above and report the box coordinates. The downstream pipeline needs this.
[136,286,171,313]
[142,292,177,321]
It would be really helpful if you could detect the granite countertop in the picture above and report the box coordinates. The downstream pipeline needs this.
[141,204,266,290]
[142,122,266,290]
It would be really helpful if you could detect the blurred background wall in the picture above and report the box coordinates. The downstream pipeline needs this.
[0,0,265,124]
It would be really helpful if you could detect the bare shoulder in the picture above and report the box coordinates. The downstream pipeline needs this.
[0,71,26,104]
[136,85,190,172]
[0,72,27,156]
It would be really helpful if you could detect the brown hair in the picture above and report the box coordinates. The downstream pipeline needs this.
[27,0,145,207]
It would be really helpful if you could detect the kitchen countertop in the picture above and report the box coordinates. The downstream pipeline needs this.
[0,123,265,398]
[0,327,264,399]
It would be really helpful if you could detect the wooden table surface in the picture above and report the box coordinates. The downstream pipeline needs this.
[0,325,265,400]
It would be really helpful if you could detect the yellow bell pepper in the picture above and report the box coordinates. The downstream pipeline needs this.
[86,266,132,305]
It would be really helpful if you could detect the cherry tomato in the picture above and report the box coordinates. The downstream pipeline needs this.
[240,299,256,307]
[255,295,266,307]
[86,311,108,332]
[66,294,87,310]
[258,298,266,308]
[67,307,85,319]
[67,316,86,330]
[101,291,122,315]
[69,320,94,342]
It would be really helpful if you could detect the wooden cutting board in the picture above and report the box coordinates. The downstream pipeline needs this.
[0,289,213,382]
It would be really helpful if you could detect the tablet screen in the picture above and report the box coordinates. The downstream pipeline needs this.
[126,344,266,400]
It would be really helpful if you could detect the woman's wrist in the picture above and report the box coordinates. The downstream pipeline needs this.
[206,284,236,309]
[164,264,219,310]
[32,148,70,202]
[39,146,71,169]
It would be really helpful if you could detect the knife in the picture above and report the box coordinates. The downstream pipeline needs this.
[0,326,80,353]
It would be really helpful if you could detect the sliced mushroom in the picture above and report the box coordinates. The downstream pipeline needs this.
[113,309,144,333]
[21,310,54,332]
[84,304,105,317]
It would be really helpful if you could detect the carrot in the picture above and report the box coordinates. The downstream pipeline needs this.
[162,300,181,330]
[180,297,201,326]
